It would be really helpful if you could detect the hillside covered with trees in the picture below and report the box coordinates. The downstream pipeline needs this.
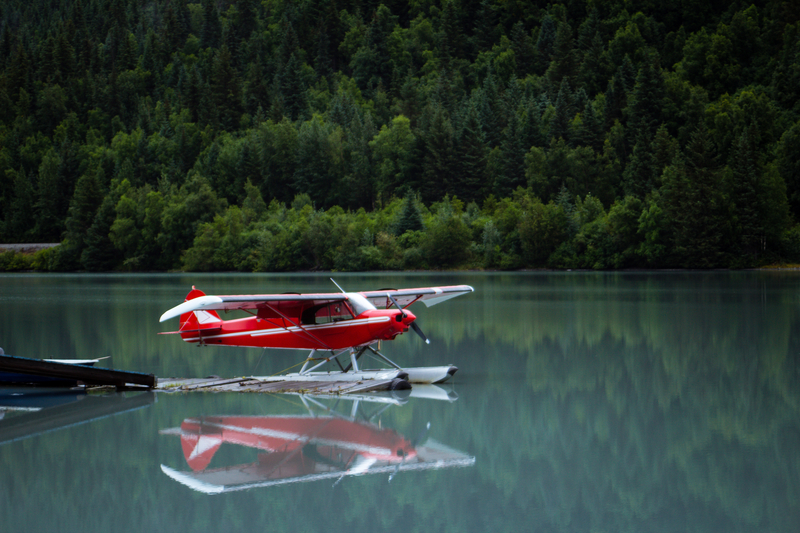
[2,0,800,271]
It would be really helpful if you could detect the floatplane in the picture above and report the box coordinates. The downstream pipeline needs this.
[159,280,473,384]
[159,394,474,494]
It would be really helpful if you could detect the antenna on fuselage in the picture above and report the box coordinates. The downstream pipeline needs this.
[330,278,346,293]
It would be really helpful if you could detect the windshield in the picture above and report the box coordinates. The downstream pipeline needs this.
[346,293,376,316]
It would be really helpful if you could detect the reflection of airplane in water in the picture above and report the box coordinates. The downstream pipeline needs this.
[160,386,474,494]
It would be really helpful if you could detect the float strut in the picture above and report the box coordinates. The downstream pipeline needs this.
[299,350,316,374]
[342,347,368,372]
[366,345,403,370]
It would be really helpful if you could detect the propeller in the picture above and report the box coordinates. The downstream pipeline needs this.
[389,422,430,483]
[387,294,430,345]
[409,321,429,344]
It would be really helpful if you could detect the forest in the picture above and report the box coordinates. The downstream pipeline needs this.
[2,0,800,271]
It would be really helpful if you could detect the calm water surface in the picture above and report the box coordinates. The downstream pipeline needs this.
[1,272,799,532]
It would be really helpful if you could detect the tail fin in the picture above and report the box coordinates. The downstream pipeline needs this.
[180,287,222,332]
[180,417,223,471]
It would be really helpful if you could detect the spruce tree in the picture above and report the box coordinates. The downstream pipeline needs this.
[576,100,601,151]
[537,15,557,66]
[522,98,546,149]
[34,149,63,241]
[547,20,578,84]
[453,103,488,203]
[211,46,243,130]
[478,69,503,148]
[81,182,123,271]
[660,125,730,267]
[277,53,307,121]
[394,190,423,236]
[201,0,221,49]
[473,0,498,52]
[729,130,761,259]
[64,169,103,252]
[419,106,456,204]
[627,59,665,145]
[580,32,610,95]
[495,112,526,198]
[550,78,573,142]
[4,168,36,242]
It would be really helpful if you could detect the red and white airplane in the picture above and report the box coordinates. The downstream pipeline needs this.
[159,406,474,493]
[159,281,473,382]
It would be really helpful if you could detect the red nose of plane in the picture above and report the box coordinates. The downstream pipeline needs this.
[399,309,416,325]
[385,309,416,338]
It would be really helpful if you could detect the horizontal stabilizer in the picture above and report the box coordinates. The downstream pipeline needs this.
[158,327,223,336]
[160,295,223,322]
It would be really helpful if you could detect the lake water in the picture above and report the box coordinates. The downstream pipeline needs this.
[1,271,799,532]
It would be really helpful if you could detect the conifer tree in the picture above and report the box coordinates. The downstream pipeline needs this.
[495,111,526,198]
[551,78,573,142]
[577,8,600,51]
[210,45,243,130]
[729,130,761,259]
[63,168,103,259]
[580,32,610,95]
[478,68,503,148]
[576,100,601,151]
[201,0,221,49]
[34,148,63,241]
[393,190,423,235]
[522,98,546,149]
[473,0,499,52]
[453,103,488,203]
[659,125,730,267]
[547,20,578,83]
[4,168,36,242]
[277,53,307,121]
[511,22,535,77]
[627,59,665,145]
[776,120,800,216]
[419,106,456,203]
[537,15,557,66]
[81,180,124,271]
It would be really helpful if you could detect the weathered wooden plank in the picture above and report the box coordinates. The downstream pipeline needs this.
[157,376,403,395]
[180,377,250,391]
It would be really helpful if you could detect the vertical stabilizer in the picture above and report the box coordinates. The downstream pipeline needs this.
[180,287,222,332]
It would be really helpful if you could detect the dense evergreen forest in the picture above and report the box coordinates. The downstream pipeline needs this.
[2,0,800,271]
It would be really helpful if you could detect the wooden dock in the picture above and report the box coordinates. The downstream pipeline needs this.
[0,354,412,396]
[156,375,411,394]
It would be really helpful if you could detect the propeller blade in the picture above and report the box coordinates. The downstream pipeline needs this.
[410,321,430,344]
[412,421,431,447]
[390,422,430,483]
[388,453,403,483]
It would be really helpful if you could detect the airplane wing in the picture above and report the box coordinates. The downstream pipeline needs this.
[159,285,474,323]
[159,293,347,323]
[360,285,474,310]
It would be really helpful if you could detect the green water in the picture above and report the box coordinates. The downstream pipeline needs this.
[1,272,799,532]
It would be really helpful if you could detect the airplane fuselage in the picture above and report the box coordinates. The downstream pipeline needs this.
[179,308,416,350]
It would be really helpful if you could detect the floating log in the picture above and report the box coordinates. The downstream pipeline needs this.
[0,354,156,389]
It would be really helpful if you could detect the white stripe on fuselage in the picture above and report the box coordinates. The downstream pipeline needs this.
[183,418,393,456]
[182,316,392,343]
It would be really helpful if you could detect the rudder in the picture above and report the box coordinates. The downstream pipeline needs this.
[180,286,222,332]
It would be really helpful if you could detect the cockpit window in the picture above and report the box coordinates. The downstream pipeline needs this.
[346,293,376,317]
[302,301,354,325]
